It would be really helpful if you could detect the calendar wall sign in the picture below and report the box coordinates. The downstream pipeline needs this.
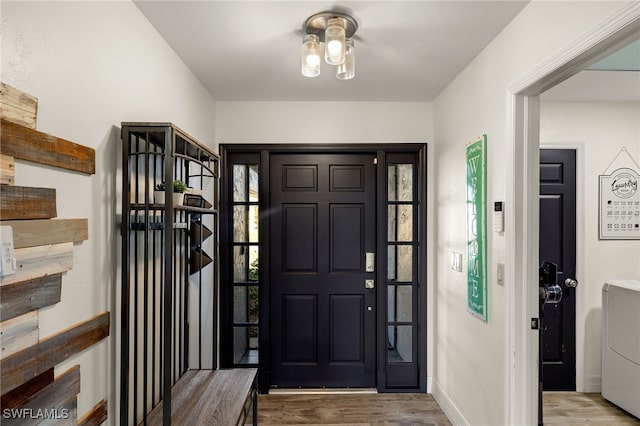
[599,167,640,240]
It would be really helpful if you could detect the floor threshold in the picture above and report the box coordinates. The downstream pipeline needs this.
[268,388,378,395]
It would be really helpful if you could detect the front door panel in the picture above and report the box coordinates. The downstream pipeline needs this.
[270,154,376,387]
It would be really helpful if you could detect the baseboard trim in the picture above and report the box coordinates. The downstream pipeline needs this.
[427,376,433,393]
[431,379,469,426]
[585,375,602,393]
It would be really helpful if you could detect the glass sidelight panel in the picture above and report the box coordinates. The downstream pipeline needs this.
[249,165,259,202]
[234,286,248,323]
[233,206,248,241]
[233,165,247,202]
[387,245,413,282]
[233,242,259,283]
[233,246,248,282]
[387,285,412,322]
[387,325,412,363]
[387,205,413,242]
[388,164,413,202]
[233,205,259,243]
[231,161,260,366]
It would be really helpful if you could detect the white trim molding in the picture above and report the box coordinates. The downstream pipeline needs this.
[585,375,602,393]
[505,3,640,425]
[431,379,470,426]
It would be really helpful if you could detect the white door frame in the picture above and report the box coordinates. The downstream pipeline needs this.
[504,3,640,424]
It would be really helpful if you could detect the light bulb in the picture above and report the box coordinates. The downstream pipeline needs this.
[336,39,355,80]
[324,17,346,65]
[306,53,320,67]
[301,34,321,77]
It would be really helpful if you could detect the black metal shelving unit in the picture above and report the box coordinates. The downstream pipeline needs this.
[120,123,219,425]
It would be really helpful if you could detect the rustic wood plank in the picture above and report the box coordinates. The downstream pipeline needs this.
[0,263,69,287]
[0,368,54,410]
[0,274,62,321]
[1,365,80,426]
[9,243,73,280]
[77,399,107,426]
[0,311,38,360]
[0,119,94,175]
[0,312,109,394]
[1,219,88,249]
[0,154,15,185]
[258,393,453,426]
[0,185,56,220]
[146,370,214,424]
[0,83,37,129]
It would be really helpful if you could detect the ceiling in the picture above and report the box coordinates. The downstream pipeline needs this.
[134,1,529,102]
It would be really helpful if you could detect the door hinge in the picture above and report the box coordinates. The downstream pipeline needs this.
[373,157,378,164]
[531,318,539,330]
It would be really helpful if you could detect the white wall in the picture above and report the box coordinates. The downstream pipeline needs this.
[215,102,432,145]
[432,2,634,425]
[1,1,216,422]
[541,101,640,391]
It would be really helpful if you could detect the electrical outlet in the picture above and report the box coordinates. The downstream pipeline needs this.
[450,252,463,272]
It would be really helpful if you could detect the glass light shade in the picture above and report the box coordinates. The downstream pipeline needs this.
[324,17,346,65]
[336,39,355,80]
[301,34,321,77]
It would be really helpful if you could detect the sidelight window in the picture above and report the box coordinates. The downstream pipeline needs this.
[231,164,260,365]
[386,163,416,364]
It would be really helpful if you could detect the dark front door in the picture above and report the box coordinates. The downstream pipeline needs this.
[539,149,577,390]
[270,153,376,387]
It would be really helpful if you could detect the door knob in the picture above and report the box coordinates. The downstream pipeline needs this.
[367,306,373,311]
[564,278,578,288]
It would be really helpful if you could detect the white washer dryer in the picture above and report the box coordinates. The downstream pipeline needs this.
[602,279,640,419]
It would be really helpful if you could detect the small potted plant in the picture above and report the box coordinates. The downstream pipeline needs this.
[154,182,167,204]
[172,180,187,206]
[154,180,187,205]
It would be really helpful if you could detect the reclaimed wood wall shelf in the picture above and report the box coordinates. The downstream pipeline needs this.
[1,312,110,394]
[78,399,108,426]
[0,154,15,185]
[1,365,82,425]
[0,185,57,220]
[0,274,63,322]
[1,219,88,248]
[0,82,38,129]
[0,83,108,423]
[0,118,95,175]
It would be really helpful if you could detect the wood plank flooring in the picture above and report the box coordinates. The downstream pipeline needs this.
[543,392,640,425]
[257,393,451,425]
[257,391,640,425]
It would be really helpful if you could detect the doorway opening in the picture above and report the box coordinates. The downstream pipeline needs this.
[506,4,640,424]
[219,144,427,393]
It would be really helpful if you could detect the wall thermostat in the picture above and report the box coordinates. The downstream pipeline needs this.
[494,201,504,233]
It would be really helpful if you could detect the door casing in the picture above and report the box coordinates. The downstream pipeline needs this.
[219,143,428,393]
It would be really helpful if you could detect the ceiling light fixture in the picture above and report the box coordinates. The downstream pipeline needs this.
[301,11,358,80]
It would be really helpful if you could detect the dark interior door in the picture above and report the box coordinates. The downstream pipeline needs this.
[270,153,376,387]
[539,149,577,390]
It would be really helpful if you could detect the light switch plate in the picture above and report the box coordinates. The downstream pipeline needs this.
[451,252,463,272]
[497,262,505,286]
